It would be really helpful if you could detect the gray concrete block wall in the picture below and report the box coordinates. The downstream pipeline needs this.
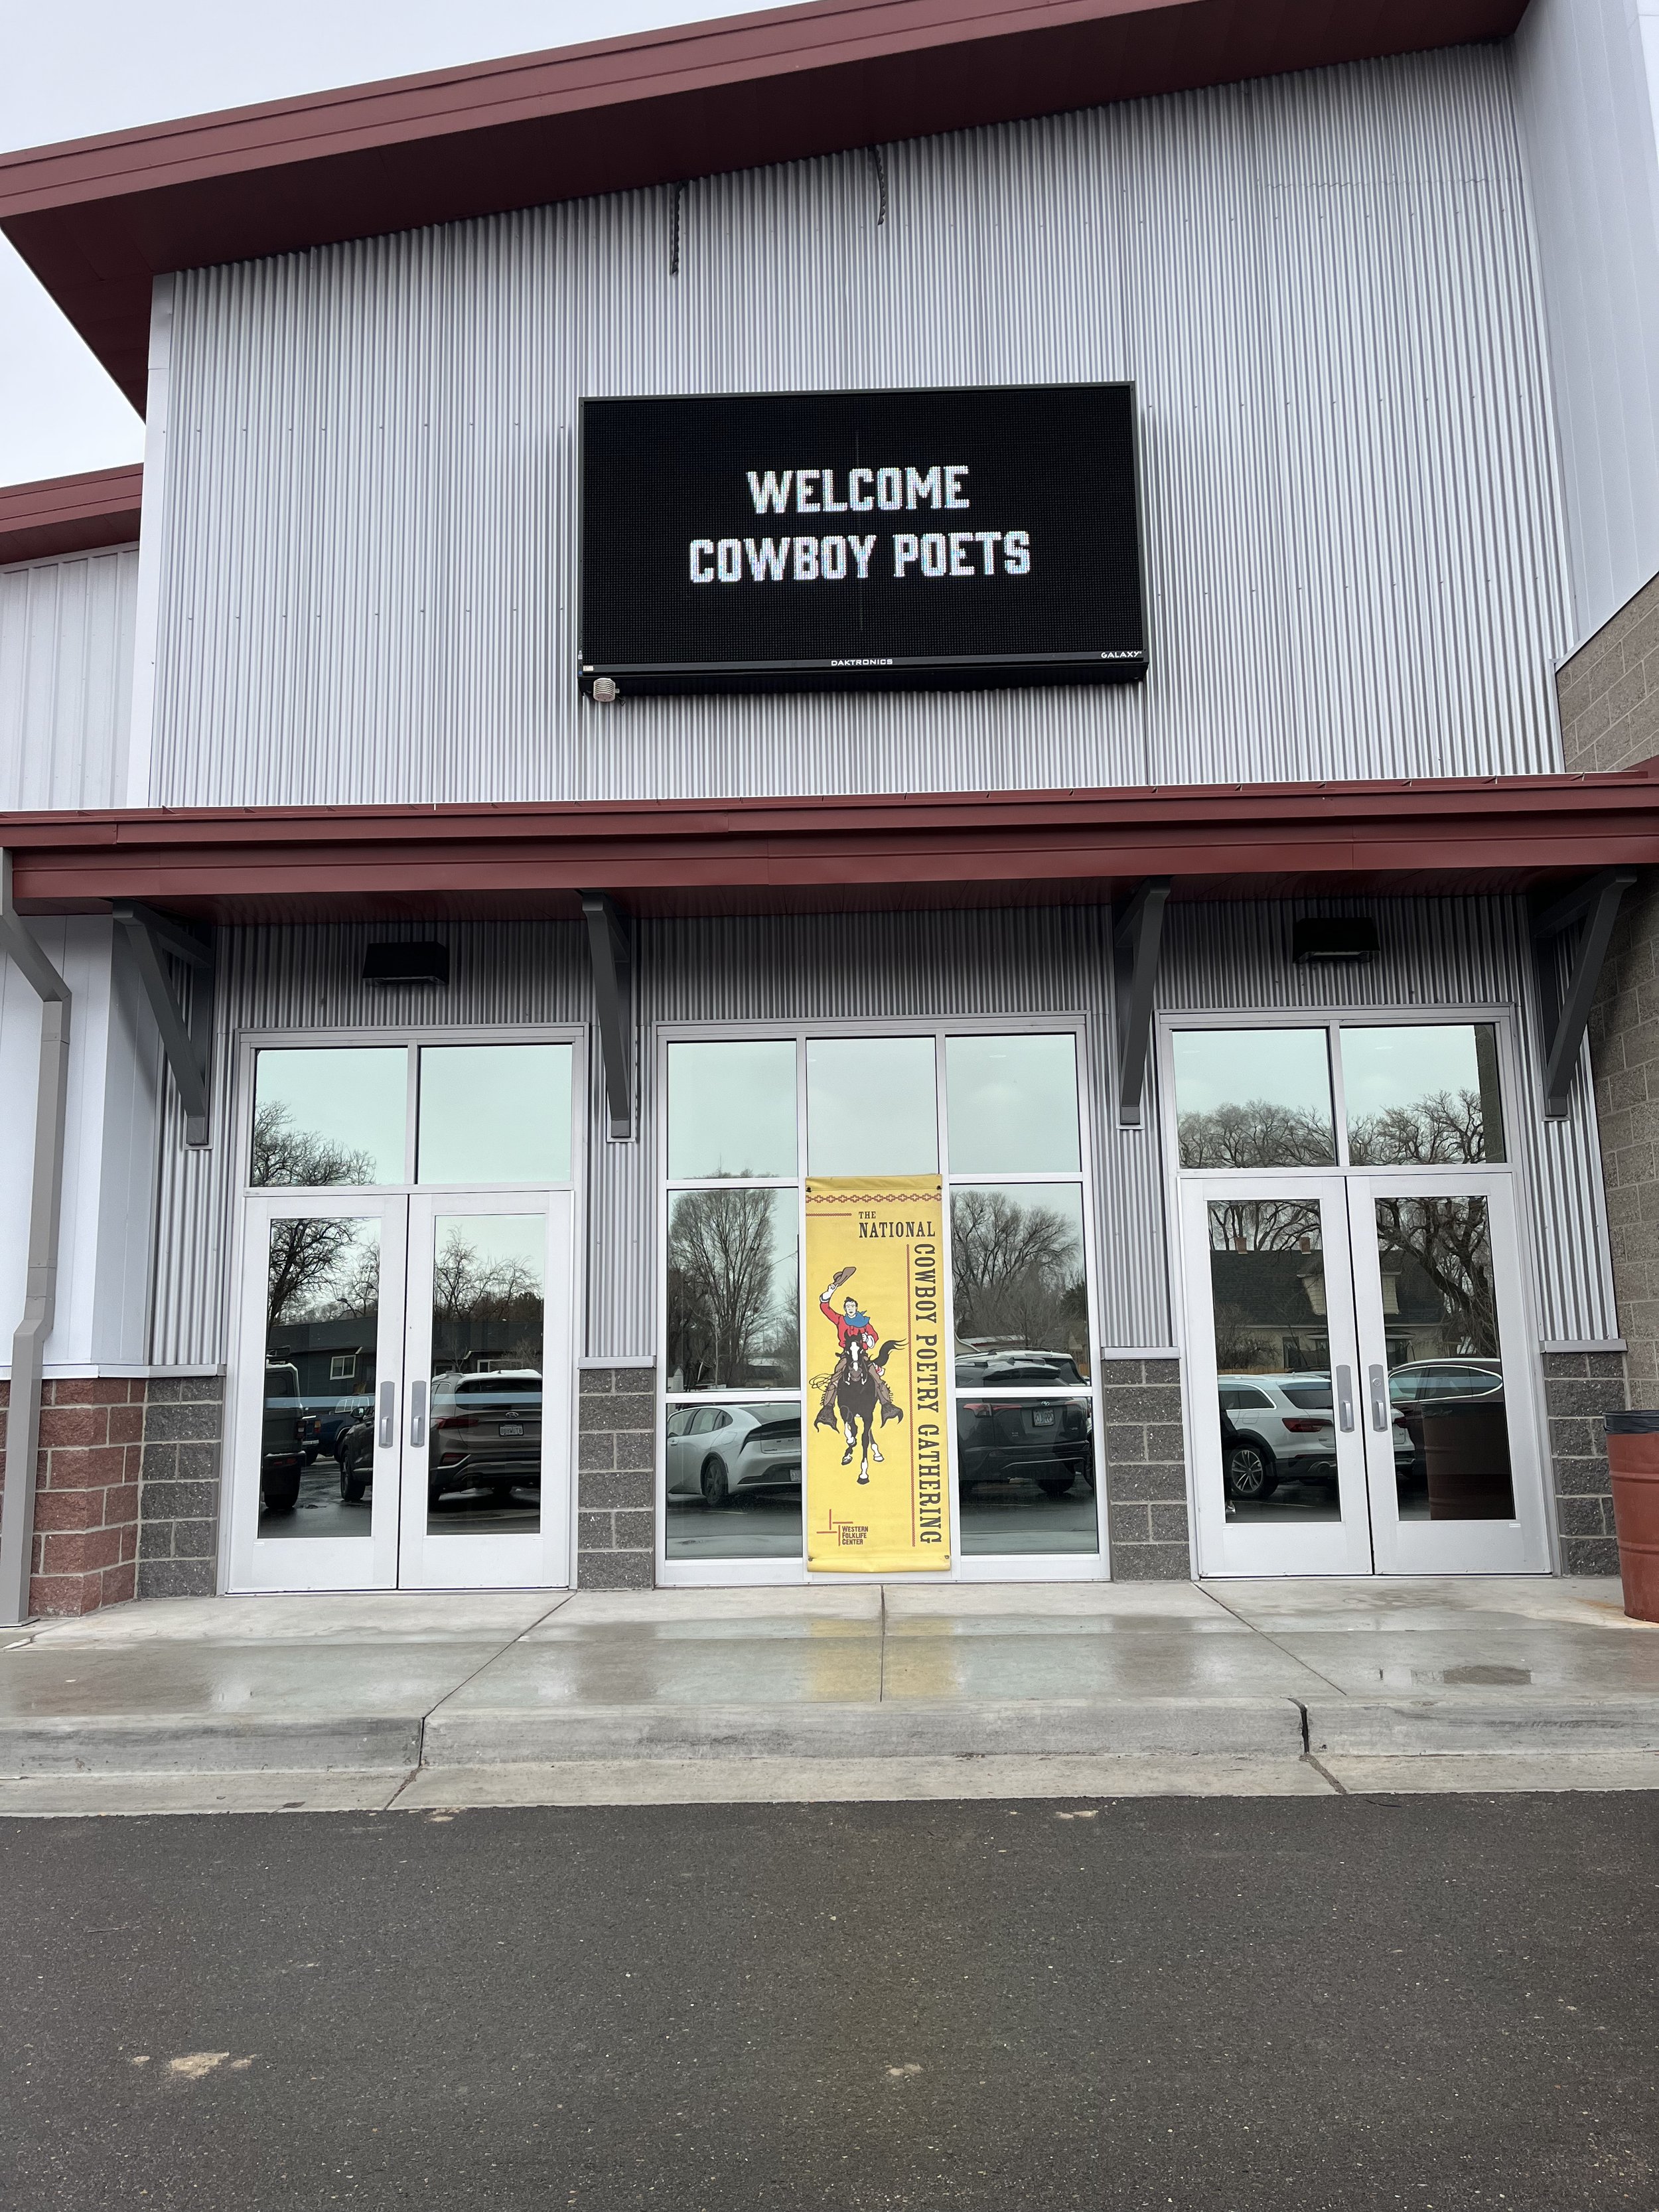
[1099,1357,1191,1580]
[1554,567,1659,776]
[1559,576,1659,1423]
[577,1365,656,1589]
[136,1376,225,1599]
[1542,1351,1626,1577]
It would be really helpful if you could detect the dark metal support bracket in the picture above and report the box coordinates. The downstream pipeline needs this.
[1113,877,1171,1128]
[1532,867,1637,1120]
[581,891,635,1141]
[112,901,214,1147]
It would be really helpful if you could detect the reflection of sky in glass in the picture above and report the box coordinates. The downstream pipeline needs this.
[807,1037,937,1175]
[946,1035,1080,1173]
[1172,1029,1334,1125]
[1340,1026,1483,1119]
[666,1186,800,1390]
[668,1041,797,1179]
[253,1049,406,1185]
[419,1045,572,1184]
[432,1213,546,1274]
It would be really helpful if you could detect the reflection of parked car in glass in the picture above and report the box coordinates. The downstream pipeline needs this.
[956,1348,1088,1389]
[297,1408,323,1464]
[1388,1360,1504,1495]
[338,1370,542,1507]
[261,1361,305,1513]
[1389,1360,1503,1405]
[956,1394,1093,1499]
[1217,1373,1410,1501]
[319,1395,374,1461]
[666,1404,802,1508]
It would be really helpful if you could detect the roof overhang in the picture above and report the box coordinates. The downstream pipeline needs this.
[0,0,1527,412]
[0,466,143,566]
[2,771,1653,924]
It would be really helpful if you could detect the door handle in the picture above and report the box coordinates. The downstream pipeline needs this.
[1335,1366,1354,1433]
[1368,1364,1389,1432]
[377,1380,397,1450]
[409,1379,428,1450]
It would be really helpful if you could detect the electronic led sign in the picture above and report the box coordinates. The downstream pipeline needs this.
[579,384,1146,696]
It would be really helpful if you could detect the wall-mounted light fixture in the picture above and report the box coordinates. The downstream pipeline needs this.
[362,941,450,987]
[1292,917,1379,965]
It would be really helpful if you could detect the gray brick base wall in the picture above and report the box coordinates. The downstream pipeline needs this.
[136,1376,226,1599]
[577,1365,656,1590]
[1100,1357,1191,1580]
[1543,1351,1626,1578]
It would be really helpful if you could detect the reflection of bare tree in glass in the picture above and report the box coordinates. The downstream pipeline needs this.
[1206,1199,1322,1256]
[259,1105,383,1328]
[950,1190,1086,1354]
[1179,1101,1334,1169]
[431,1230,544,1370]
[667,1189,796,1388]
[251,1101,375,1189]
[266,1220,374,1329]
[1348,1090,1489,1165]
[1374,1197,1496,1355]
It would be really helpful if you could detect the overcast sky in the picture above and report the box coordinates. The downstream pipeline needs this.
[1,0,780,486]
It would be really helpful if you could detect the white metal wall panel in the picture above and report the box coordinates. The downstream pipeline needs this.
[142,46,1570,810]
[148,895,1613,1368]
[1157,894,1618,1347]
[0,549,139,811]
[1514,0,1659,641]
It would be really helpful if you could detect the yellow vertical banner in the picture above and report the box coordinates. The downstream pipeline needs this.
[804,1175,950,1573]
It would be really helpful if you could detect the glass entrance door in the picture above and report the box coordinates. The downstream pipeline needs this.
[1348,1174,1549,1575]
[229,1189,572,1591]
[1181,1177,1374,1576]
[1181,1171,1548,1577]
[397,1193,571,1591]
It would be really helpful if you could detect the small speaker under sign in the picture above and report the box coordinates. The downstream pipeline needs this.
[1292,917,1378,966]
[362,940,450,987]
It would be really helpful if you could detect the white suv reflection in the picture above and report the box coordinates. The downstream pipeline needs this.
[666,1404,802,1509]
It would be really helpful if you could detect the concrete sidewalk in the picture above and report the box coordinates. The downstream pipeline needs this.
[1,1576,1655,1814]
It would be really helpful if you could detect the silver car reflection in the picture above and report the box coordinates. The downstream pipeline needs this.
[666,1404,802,1509]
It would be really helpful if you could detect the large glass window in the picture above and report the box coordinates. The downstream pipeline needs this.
[806,1037,938,1175]
[417,1045,572,1184]
[252,1049,407,1187]
[664,1041,803,1563]
[250,1041,577,1191]
[945,1037,1096,1558]
[1172,1029,1337,1168]
[1340,1025,1505,1165]
[662,1027,1102,1569]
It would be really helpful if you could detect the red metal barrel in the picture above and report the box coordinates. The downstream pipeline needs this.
[1604,1413,1659,1624]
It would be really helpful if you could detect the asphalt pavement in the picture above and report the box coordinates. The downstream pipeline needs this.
[4,1793,1655,2211]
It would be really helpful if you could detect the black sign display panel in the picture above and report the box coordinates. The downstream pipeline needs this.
[579,383,1146,696]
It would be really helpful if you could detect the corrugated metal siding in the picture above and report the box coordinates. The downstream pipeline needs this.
[143,44,1571,808]
[0,548,139,810]
[1158,895,1618,1346]
[1514,0,1659,641]
[150,895,1614,1368]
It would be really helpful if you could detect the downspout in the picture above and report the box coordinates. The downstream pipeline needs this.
[0,851,72,1628]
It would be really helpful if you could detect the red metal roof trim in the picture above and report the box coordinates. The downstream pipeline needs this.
[3,769,1652,920]
[0,465,143,567]
[0,0,1526,410]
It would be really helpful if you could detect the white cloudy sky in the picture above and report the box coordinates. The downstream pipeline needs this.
[1,0,780,486]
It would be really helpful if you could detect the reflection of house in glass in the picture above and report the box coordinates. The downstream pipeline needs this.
[1209,1244,1454,1373]
[266,1316,377,1412]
